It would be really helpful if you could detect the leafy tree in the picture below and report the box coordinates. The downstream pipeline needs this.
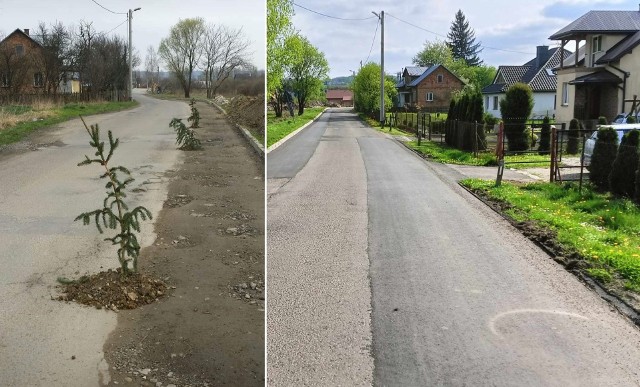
[200,24,251,98]
[609,130,639,197]
[267,0,294,116]
[352,62,397,115]
[500,82,533,151]
[590,126,619,190]
[285,34,329,115]
[567,118,581,154]
[538,116,551,155]
[447,10,483,66]
[158,18,206,98]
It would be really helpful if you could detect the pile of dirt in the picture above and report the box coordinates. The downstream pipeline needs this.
[225,94,264,130]
[56,269,168,311]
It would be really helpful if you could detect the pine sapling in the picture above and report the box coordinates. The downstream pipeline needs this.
[188,98,200,128]
[170,117,201,150]
[75,117,152,275]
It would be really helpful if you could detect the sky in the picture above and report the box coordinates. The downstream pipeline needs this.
[291,0,640,78]
[0,0,265,70]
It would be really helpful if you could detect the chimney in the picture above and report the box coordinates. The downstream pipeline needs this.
[23,28,29,36]
[536,45,550,68]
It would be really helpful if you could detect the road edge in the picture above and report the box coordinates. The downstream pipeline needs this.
[266,108,328,153]
[206,100,265,158]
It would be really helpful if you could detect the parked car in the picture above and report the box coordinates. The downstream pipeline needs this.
[613,112,640,123]
[582,123,640,166]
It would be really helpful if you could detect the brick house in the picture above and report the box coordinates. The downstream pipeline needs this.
[0,28,45,95]
[549,7,640,124]
[326,89,353,107]
[396,65,465,111]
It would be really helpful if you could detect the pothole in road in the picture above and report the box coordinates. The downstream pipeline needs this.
[164,194,193,208]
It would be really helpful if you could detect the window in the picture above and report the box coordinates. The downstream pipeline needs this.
[426,92,434,102]
[492,96,499,110]
[1,73,9,87]
[34,72,43,87]
[485,96,489,112]
[437,74,443,83]
[562,82,569,105]
[15,44,23,55]
[591,35,602,65]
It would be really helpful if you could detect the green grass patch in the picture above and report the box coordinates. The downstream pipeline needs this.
[461,179,640,289]
[0,101,138,146]
[267,107,325,148]
[406,140,550,169]
[358,113,407,136]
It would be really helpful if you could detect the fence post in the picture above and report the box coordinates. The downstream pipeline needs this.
[550,125,557,182]
[416,115,421,146]
[473,121,478,157]
[496,121,505,186]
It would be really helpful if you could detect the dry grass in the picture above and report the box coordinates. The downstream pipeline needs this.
[0,100,61,130]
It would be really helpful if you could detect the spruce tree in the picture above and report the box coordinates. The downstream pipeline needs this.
[590,126,619,190]
[447,10,483,66]
[538,116,551,155]
[567,118,580,154]
[500,83,533,151]
[609,130,639,197]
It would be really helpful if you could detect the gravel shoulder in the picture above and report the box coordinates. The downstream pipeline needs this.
[102,101,264,386]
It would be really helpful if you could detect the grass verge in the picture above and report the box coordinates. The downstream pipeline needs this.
[406,140,550,169]
[0,101,138,146]
[267,107,325,148]
[461,179,640,290]
[358,113,408,136]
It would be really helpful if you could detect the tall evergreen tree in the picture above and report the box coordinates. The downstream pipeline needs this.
[447,10,483,67]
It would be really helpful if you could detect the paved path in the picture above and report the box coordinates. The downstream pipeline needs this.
[268,109,640,386]
[0,89,188,386]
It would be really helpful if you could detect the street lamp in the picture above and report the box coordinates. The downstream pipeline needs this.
[128,7,141,100]
[372,10,385,126]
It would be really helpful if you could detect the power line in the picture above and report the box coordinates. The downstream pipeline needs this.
[90,0,126,15]
[386,12,535,55]
[97,18,128,37]
[364,19,380,65]
[293,2,376,21]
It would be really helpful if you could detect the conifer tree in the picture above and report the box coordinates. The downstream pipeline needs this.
[609,130,639,197]
[447,10,483,66]
[538,116,551,155]
[567,118,580,154]
[590,126,619,190]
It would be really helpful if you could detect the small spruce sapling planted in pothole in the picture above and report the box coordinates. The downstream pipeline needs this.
[170,117,202,150]
[75,116,152,275]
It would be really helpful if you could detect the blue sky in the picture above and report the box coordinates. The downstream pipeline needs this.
[0,0,265,70]
[291,0,637,78]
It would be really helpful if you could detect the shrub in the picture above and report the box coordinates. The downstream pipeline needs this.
[75,117,152,275]
[590,126,619,190]
[627,115,637,124]
[170,117,202,150]
[524,126,538,147]
[567,118,580,154]
[187,99,200,128]
[598,116,608,125]
[500,83,533,151]
[538,116,551,155]
[609,130,639,197]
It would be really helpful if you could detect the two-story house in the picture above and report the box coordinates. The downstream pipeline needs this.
[395,65,465,111]
[0,28,45,95]
[482,45,572,119]
[550,8,640,124]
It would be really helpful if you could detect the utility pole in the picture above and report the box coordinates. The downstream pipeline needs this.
[128,7,141,101]
[372,10,385,126]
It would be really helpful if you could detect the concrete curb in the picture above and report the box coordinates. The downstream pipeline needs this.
[267,108,328,153]
[206,99,265,158]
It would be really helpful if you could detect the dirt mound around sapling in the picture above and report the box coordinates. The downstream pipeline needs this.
[56,269,169,311]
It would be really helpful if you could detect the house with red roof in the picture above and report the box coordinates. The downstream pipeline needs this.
[326,89,353,107]
[395,65,465,112]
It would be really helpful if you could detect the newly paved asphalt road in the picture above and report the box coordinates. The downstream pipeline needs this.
[267,109,640,386]
[0,89,188,386]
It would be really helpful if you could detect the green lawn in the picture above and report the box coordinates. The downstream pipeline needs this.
[358,113,407,136]
[406,140,550,169]
[267,107,325,148]
[0,101,138,146]
[462,179,640,290]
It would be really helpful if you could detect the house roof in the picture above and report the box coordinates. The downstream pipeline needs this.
[596,29,640,63]
[404,66,429,77]
[559,44,586,68]
[482,47,569,94]
[568,70,622,85]
[406,64,465,87]
[326,89,353,100]
[0,28,42,48]
[549,11,640,40]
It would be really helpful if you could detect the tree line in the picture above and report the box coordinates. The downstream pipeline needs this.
[267,0,330,117]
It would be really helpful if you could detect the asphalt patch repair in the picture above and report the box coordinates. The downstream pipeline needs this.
[100,100,264,386]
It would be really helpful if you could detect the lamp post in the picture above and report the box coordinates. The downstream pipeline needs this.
[372,11,384,126]
[128,7,141,100]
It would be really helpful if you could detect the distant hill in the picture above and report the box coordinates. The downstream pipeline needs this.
[326,76,354,88]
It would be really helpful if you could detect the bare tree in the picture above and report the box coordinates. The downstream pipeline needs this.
[201,24,251,98]
[158,18,206,98]
[33,22,72,95]
[144,45,159,89]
